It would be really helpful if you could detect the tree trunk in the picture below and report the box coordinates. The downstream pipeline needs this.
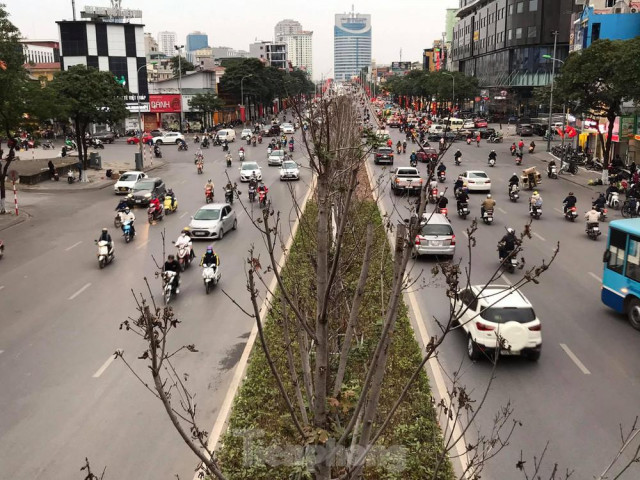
[0,146,15,214]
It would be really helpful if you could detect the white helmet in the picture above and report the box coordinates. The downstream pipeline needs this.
[486,194,492,199]
[506,227,515,234]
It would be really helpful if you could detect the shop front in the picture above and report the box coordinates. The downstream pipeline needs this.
[146,94,182,132]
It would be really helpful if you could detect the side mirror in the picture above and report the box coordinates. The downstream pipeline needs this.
[603,250,611,263]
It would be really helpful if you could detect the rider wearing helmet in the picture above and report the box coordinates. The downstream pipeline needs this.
[530,190,542,213]
[437,191,448,209]
[200,245,220,268]
[98,227,113,254]
[176,227,195,259]
[498,227,518,259]
[489,149,497,161]
[481,193,496,217]
[167,188,176,209]
[119,207,136,236]
[563,191,577,213]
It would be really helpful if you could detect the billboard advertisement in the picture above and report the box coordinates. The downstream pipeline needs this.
[149,94,182,113]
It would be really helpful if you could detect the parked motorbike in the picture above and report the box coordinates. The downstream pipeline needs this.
[122,221,134,243]
[202,264,221,294]
[482,209,494,225]
[95,240,114,269]
[564,206,578,222]
[586,222,602,240]
[147,203,164,223]
[457,202,469,219]
[42,140,54,150]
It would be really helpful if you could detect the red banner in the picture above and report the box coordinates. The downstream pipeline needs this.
[566,126,577,138]
[240,106,246,123]
[149,94,181,113]
[273,101,278,114]
[259,104,263,117]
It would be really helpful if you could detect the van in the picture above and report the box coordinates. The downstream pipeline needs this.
[442,118,464,131]
[216,129,236,143]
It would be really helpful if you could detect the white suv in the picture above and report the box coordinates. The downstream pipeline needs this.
[451,285,542,361]
[152,132,185,145]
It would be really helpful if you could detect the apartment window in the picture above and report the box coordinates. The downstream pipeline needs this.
[508,29,512,40]
[516,27,523,39]
[529,0,538,11]
[605,0,615,5]
[508,4,513,15]
[517,2,524,13]
[528,26,537,38]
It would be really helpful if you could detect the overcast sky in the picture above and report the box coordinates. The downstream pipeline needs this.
[4,0,458,80]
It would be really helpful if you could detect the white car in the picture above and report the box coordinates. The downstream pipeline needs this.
[241,128,253,140]
[428,124,446,134]
[188,203,237,240]
[451,284,542,361]
[152,132,185,145]
[281,123,295,134]
[462,120,476,129]
[113,171,147,194]
[460,170,491,192]
[239,161,262,182]
[280,160,300,181]
[268,149,286,166]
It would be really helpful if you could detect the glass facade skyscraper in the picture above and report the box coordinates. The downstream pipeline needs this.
[334,11,371,82]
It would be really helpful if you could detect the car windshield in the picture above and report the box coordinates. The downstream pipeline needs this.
[194,208,221,221]
[271,151,285,157]
[134,181,155,191]
[469,172,488,179]
[480,307,536,324]
[119,174,138,182]
[420,224,453,236]
[282,161,297,169]
[242,163,259,170]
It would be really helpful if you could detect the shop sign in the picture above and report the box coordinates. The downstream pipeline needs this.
[149,94,182,113]
[126,102,150,113]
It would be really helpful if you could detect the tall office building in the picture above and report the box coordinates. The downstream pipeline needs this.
[334,9,371,82]
[157,31,176,57]
[186,31,208,62]
[275,19,313,77]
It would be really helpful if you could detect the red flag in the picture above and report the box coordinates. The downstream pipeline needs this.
[556,128,565,138]
[566,126,577,138]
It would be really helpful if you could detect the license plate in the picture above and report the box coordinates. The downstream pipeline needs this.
[430,240,442,246]
[135,199,142,203]
[477,181,485,185]
[119,187,127,191]
[193,231,206,236]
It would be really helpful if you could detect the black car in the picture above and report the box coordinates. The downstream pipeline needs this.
[374,146,394,165]
[530,123,547,136]
[516,124,534,136]
[478,127,496,139]
[127,177,166,207]
[92,131,116,143]
[262,125,281,137]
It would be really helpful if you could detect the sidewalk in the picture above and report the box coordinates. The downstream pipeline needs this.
[0,209,30,231]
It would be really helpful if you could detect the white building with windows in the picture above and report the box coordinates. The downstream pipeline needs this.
[275,20,313,77]
[334,10,371,82]
[157,31,176,57]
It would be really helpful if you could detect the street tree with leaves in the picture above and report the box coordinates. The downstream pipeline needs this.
[169,54,195,77]
[555,37,640,169]
[49,65,128,181]
[188,93,224,128]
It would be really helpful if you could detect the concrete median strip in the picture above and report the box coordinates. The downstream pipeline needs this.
[559,343,591,375]
[68,282,91,300]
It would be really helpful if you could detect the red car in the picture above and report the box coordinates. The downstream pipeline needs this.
[474,119,488,128]
[127,134,153,145]
[417,148,438,163]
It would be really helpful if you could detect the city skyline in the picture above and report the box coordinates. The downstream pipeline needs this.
[4,0,458,80]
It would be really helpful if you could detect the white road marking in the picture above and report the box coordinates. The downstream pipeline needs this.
[501,274,513,285]
[92,353,118,378]
[554,207,563,214]
[179,179,187,184]
[0,286,4,291]
[497,207,507,214]
[179,212,188,219]
[559,343,591,375]
[68,283,91,300]
[135,239,150,250]
[462,230,468,238]
[0,350,4,355]
[65,241,82,251]
[533,232,546,241]
[589,272,602,282]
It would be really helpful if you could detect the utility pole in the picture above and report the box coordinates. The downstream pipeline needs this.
[546,31,559,152]
[175,45,184,132]
[71,0,76,20]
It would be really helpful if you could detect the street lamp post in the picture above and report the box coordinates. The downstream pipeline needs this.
[240,74,254,126]
[136,62,155,166]
[442,72,455,132]
[544,31,559,152]
[175,45,184,132]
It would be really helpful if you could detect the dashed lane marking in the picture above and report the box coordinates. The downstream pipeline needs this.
[135,239,150,250]
[92,353,118,378]
[588,272,602,282]
[0,286,4,291]
[533,232,546,241]
[554,207,563,214]
[65,241,82,251]
[497,207,507,214]
[68,283,91,301]
[179,212,188,219]
[560,343,591,375]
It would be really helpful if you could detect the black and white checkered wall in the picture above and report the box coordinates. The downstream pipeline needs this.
[58,21,148,96]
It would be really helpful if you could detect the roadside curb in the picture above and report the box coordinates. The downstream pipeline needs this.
[0,210,30,231]
[532,151,604,192]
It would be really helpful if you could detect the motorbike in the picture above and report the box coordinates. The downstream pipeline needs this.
[246,137,251,146]
[438,170,446,183]
[586,222,602,240]
[289,143,294,152]
[252,137,257,147]
[42,140,54,150]
[488,135,503,143]
[608,191,620,210]
[225,188,234,204]
[548,165,558,179]
[410,158,417,168]
[439,207,449,218]
[248,185,256,202]
[164,196,178,214]
[178,142,188,151]
[454,155,461,166]
[205,187,214,204]
[67,170,76,184]
[122,221,134,243]
[258,190,268,208]
[499,246,518,274]
[202,264,221,294]
[65,138,78,150]
[162,271,178,304]
[197,162,204,174]
[488,157,496,167]
[529,145,536,154]
[257,135,263,144]
[457,202,469,219]
[91,138,104,149]
[201,138,210,149]
[176,244,191,271]
[226,155,232,167]
[194,152,204,164]
[529,204,542,220]
[509,185,520,202]
[239,149,245,161]
[147,203,164,223]
[564,206,578,222]
[466,138,471,145]
[482,209,494,225]
[515,155,523,166]
[428,187,438,204]
[510,145,516,156]
[396,145,402,154]
[194,136,201,144]
[95,240,114,269]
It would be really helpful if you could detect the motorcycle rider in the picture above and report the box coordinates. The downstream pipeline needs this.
[481,193,496,218]
[119,207,136,237]
[402,141,407,153]
[518,138,525,154]
[200,245,220,268]
[530,190,542,214]
[508,173,520,193]
[585,206,601,231]
[166,188,177,210]
[529,141,536,153]
[396,140,402,154]
[257,181,269,205]
[204,179,215,199]
[606,183,620,206]
[149,195,162,219]
[437,162,446,177]
[196,156,204,173]
[97,228,114,255]
[115,197,128,213]
[510,142,517,155]
[225,152,232,166]
[498,227,518,260]
[176,228,195,260]
[547,159,557,177]
[437,192,448,211]
[163,254,181,294]
[454,149,462,164]
[593,192,606,212]
[563,191,577,214]
[488,150,497,164]
[409,150,417,165]
[248,174,258,200]
[454,175,464,194]
[456,186,470,212]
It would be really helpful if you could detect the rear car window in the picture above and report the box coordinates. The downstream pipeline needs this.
[480,307,536,324]
[420,224,453,236]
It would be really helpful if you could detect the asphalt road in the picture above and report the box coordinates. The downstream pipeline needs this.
[368,123,640,478]
[0,128,312,479]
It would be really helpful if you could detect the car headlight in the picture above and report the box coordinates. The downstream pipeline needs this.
[144,192,151,198]
[127,193,133,198]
